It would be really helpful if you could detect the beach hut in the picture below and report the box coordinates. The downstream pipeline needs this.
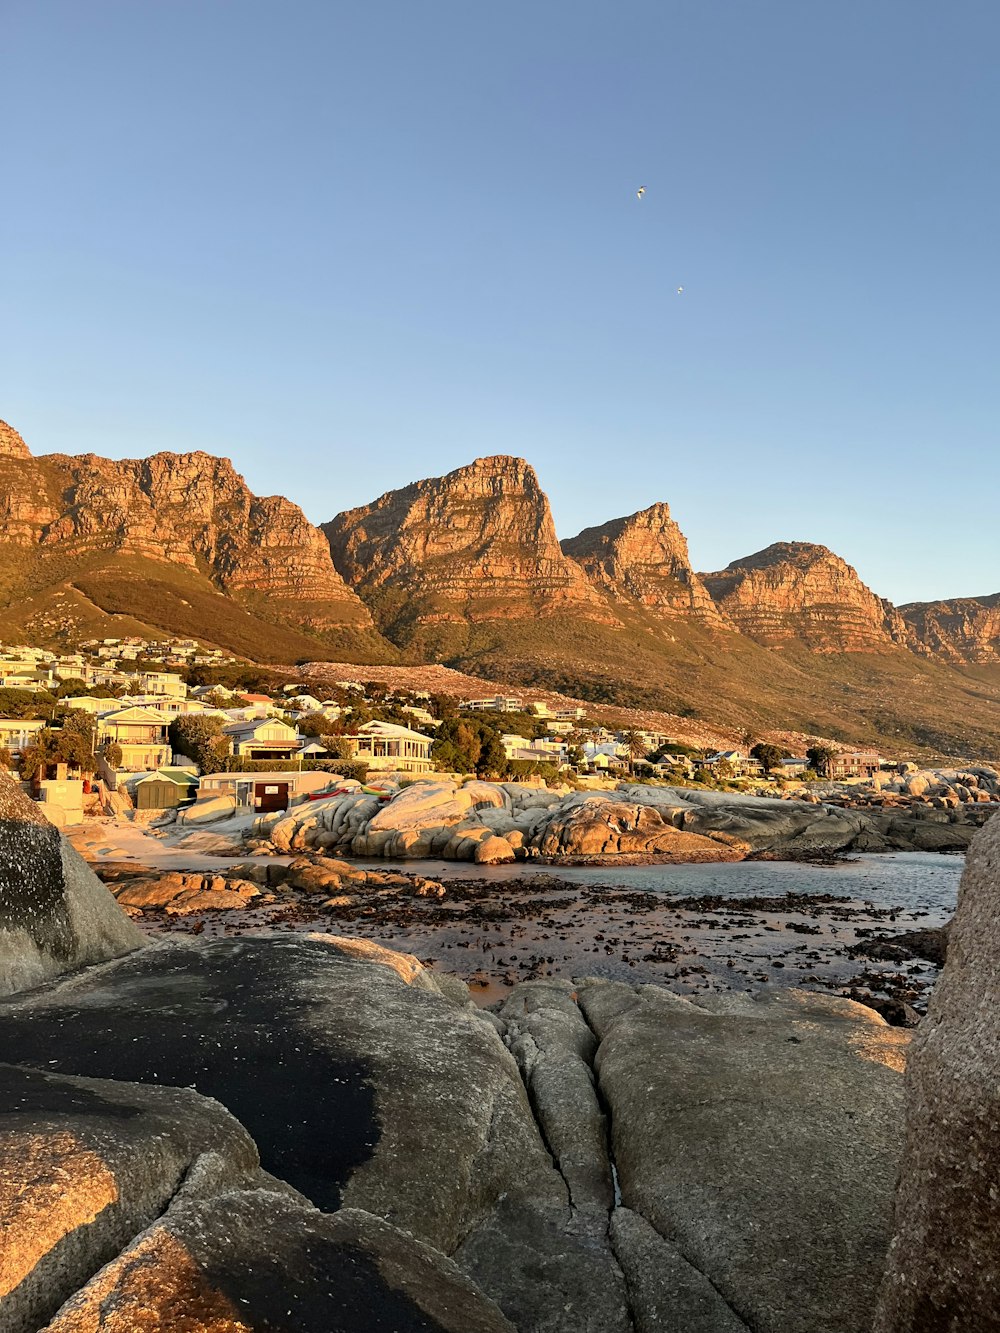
[132,768,199,811]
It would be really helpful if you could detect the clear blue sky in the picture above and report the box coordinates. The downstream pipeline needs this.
[2,1,997,604]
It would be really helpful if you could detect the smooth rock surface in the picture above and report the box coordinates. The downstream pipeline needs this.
[874,813,1000,1332]
[0,775,144,996]
[579,982,909,1333]
[0,932,620,1331]
[0,1061,262,1333]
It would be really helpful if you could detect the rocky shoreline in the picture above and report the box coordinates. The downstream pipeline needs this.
[87,849,957,1024]
[1,770,998,1329]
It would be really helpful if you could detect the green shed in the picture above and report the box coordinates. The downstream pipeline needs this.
[133,768,199,811]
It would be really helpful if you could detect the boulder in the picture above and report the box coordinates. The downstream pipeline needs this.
[535,794,743,859]
[0,775,144,997]
[0,1060,263,1333]
[41,1195,516,1333]
[874,813,1000,1332]
[474,835,516,864]
[0,933,625,1331]
[579,982,909,1333]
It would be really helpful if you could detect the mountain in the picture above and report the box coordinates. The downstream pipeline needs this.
[901,595,1000,664]
[561,503,728,627]
[323,456,614,650]
[0,421,393,662]
[1,418,998,757]
[700,542,907,652]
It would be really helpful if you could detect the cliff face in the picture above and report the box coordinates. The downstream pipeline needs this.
[324,456,612,633]
[32,450,369,621]
[0,419,31,459]
[701,542,907,652]
[901,595,1000,664]
[0,424,385,658]
[562,503,729,627]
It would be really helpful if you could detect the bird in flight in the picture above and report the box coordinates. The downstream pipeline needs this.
[676,286,684,294]
[636,186,646,199]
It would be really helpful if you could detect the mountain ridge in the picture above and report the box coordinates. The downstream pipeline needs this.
[1,420,998,756]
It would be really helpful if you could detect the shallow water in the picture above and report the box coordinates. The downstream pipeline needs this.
[352,850,962,924]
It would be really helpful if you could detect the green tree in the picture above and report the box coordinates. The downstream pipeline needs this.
[102,742,123,769]
[476,732,508,779]
[622,730,649,775]
[806,745,837,779]
[751,743,787,775]
[169,714,228,775]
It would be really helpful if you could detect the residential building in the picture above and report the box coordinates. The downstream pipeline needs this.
[501,734,567,764]
[459,695,524,713]
[0,718,46,754]
[222,718,301,761]
[128,768,200,811]
[828,750,881,779]
[338,720,434,773]
[703,750,763,777]
[137,672,187,698]
[195,769,337,814]
[96,706,172,771]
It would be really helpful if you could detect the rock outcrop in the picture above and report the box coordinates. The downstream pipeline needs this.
[562,502,729,626]
[324,456,612,636]
[246,778,967,864]
[701,542,906,652]
[901,592,1000,663]
[0,418,31,458]
[874,810,1000,1332]
[0,776,144,996]
[583,982,909,1333]
[0,420,389,658]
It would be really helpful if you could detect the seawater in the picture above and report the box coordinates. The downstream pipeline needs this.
[351,851,962,927]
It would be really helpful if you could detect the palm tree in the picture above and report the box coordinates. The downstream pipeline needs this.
[622,729,648,777]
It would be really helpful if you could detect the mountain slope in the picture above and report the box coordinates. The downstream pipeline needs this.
[0,421,395,662]
[901,594,1000,664]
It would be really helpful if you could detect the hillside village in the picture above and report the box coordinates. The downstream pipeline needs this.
[0,634,895,829]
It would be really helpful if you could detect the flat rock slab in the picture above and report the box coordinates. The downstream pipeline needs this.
[580,982,910,1333]
[0,933,625,1331]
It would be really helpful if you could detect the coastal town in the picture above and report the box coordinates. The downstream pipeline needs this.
[1,633,897,830]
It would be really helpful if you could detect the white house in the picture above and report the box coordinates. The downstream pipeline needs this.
[222,718,301,761]
[96,706,172,771]
[338,720,434,773]
[0,718,46,754]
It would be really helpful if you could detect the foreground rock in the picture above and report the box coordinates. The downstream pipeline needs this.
[0,1060,513,1333]
[580,982,909,1333]
[0,933,626,1332]
[0,778,143,996]
[874,806,1000,1331]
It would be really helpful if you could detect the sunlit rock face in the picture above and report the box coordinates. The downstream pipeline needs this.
[324,455,615,636]
[0,775,144,996]
[701,542,907,652]
[562,503,729,626]
[874,814,1000,1332]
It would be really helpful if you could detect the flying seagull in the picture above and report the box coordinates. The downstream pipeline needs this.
[636,186,645,199]
[676,286,684,294]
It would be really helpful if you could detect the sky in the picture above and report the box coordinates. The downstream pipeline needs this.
[2,1,998,604]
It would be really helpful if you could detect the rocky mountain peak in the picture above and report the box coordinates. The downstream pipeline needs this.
[324,455,610,637]
[701,541,907,652]
[0,419,31,458]
[562,503,728,626]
